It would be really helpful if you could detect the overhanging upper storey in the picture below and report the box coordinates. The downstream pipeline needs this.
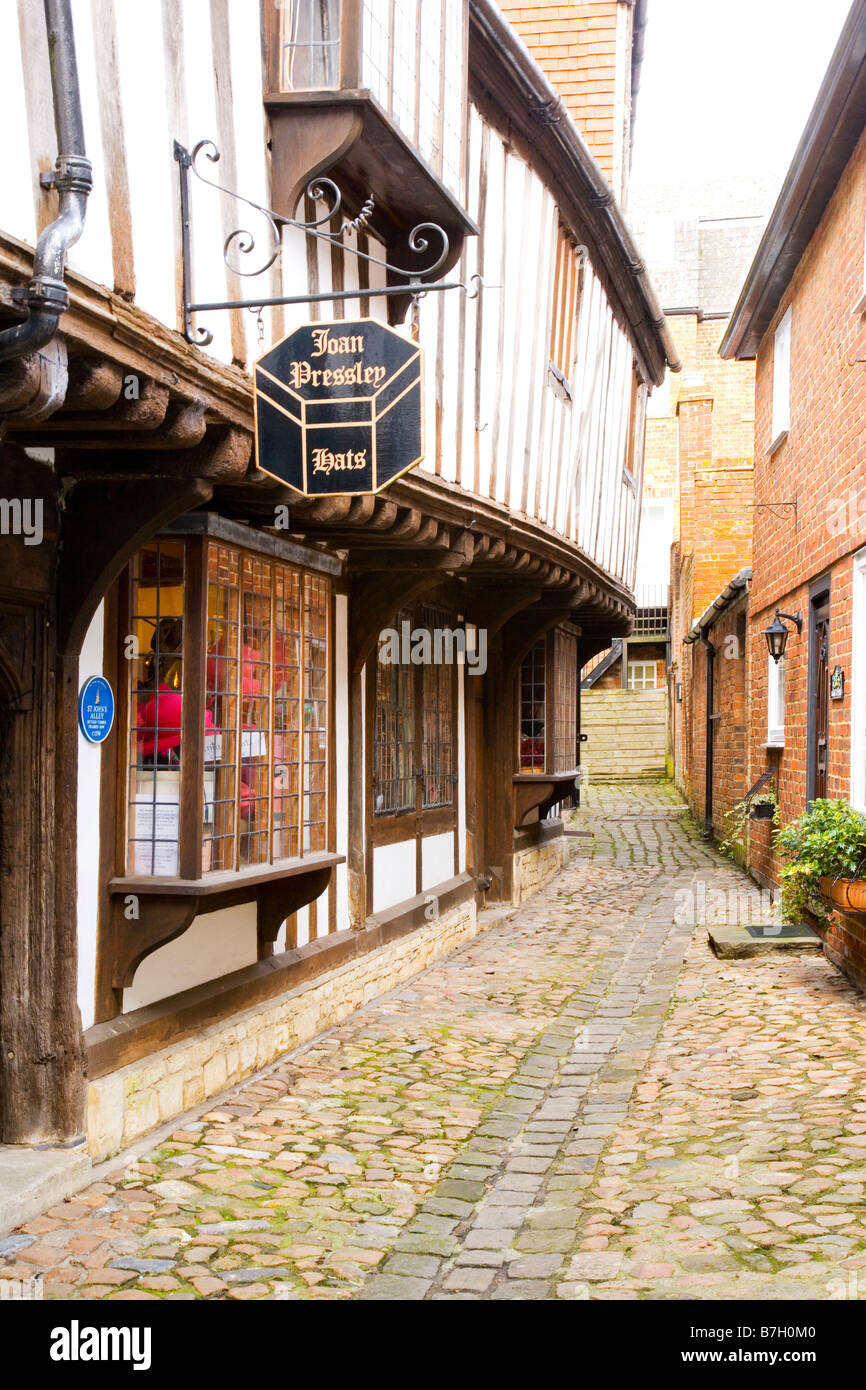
[468,0,680,387]
[263,0,478,320]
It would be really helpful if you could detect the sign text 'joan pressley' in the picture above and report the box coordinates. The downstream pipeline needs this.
[288,329,388,400]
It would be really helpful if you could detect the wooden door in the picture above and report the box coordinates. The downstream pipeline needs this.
[810,598,830,801]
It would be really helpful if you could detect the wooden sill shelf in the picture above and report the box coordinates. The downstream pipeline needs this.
[110,851,344,898]
[107,852,344,991]
[512,770,579,828]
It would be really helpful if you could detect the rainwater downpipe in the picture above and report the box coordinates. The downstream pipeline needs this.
[0,0,92,362]
[700,633,715,832]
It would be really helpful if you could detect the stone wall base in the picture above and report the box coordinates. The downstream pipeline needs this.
[512,832,571,905]
[86,899,476,1161]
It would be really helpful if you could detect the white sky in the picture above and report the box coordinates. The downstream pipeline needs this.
[631,0,855,213]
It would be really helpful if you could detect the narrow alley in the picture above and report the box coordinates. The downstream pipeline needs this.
[3,783,864,1302]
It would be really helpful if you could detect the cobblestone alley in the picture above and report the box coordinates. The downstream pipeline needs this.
[4,782,866,1302]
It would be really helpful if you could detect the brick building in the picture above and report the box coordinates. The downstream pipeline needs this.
[720,0,866,989]
[581,199,766,786]
[499,0,646,202]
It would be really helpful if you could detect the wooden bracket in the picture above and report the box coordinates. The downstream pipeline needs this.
[513,773,578,828]
[348,570,444,673]
[257,866,333,956]
[57,475,213,655]
[109,894,199,990]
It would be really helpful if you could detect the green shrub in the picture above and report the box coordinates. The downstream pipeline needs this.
[775,799,866,924]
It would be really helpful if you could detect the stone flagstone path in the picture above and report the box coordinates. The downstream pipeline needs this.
[3,781,866,1300]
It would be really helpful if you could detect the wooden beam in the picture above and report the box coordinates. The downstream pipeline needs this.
[57,476,213,656]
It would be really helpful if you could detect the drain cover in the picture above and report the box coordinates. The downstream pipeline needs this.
[743,923,816,939]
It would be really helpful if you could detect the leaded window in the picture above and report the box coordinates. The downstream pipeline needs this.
[373,604,457,819]
[518,627,579,774]
[125,535,331,879]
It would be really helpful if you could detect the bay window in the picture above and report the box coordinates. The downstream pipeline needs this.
[123,524,335,882]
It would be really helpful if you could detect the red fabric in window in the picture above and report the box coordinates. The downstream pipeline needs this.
[137,683,215,756]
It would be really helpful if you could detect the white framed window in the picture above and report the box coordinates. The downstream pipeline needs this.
[767,654,786,746]
[627,661,659,691]
[769,306,791,452]
[851,548,866,811]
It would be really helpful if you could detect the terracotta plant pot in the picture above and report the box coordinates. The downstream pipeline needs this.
[819,876,866,912]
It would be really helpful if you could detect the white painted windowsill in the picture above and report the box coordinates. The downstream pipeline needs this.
[766,429,789,457]
[853,290,866,316]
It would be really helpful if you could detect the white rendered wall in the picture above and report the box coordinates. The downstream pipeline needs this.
[123,902,258,1012]
[76,601,104,1032]
[421,832,454,892]
[373,840,417,913]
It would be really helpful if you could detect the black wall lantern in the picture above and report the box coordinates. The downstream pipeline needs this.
[763,608,802,663]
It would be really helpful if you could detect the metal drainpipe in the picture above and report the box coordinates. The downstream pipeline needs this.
[700,633,715,832]
[0,0,92,363]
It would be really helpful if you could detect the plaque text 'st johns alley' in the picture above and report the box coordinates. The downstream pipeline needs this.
[253,318,424,497]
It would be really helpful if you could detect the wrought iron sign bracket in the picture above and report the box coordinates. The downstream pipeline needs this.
[175,139,482,346]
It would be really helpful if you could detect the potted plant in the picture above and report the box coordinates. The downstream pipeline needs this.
[775,799,866,924]
[719,781,779,859]
[750,789,778,822]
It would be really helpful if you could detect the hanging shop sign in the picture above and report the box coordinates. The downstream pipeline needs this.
[254,319,423,497]
[78,675,115,744]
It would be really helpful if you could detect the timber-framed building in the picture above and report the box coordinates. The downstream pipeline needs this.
[0,0,677,1156]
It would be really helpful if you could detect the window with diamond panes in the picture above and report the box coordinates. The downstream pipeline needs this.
[420,606,455,809]
[127,541,187,876]
[549,224,583,384]
[374,609,416,815]
[360,0,466,197]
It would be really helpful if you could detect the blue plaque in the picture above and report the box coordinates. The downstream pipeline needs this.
[78,675,115,744]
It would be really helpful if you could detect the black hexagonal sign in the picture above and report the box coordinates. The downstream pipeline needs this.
[254,318,424,496]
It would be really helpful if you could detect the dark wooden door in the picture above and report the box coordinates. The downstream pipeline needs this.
[810,601,830,800]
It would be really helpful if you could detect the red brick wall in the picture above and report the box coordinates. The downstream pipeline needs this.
[745,125,866,954]
[500,2,627,190]
[739,125,866,989]
[678,601,749,837]
[661,314,756,816]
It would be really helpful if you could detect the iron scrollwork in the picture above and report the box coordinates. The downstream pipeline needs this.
[174,138,475,346]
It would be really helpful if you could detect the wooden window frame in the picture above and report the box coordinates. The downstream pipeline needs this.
[517,626,579,775]
[368,604,459,848]
[110,517,340,892]
[769,305,792,453]
[263,0,466,190]
[548,222,584,390]
[626,660,659,692]
[265,0,362,94]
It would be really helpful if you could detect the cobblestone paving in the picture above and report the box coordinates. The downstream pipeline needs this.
[3,780,866,1300]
